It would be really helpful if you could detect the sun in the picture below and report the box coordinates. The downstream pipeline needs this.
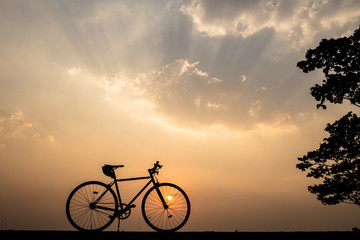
[167,196,172,200]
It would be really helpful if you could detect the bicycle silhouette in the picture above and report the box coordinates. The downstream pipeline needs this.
[66,161,190,232]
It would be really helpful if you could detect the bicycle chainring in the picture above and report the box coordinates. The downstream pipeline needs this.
[119,204,131,219]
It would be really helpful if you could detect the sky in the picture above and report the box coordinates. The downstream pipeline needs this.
[1,0,360,232]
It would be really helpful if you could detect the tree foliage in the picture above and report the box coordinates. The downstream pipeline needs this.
[297,26,360,109]
[297,26,360,206]
[297,112,360,205]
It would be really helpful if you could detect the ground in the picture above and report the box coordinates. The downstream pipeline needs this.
[1,231,359,240]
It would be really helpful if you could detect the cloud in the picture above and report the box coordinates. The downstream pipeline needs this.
[0,112,55,143]
[241,75,247,83]
[47,135,56,143]
[67,67,82,75]
[69,59,298,135]
[256,87,267,93]
[0,112,34,138]
[180,0,360,47]
[249,100,263,118]
[206,101,228,111]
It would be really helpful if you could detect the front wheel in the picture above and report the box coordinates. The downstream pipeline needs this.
[66,181,118,231]
[142,183,190,232]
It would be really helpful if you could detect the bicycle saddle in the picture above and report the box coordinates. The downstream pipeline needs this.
[102,164,124,178]
[104,164,124,169]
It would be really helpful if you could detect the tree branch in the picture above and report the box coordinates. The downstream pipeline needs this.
[343,96,360,108]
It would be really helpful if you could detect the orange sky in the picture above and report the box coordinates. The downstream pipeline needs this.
[1,0,360,231]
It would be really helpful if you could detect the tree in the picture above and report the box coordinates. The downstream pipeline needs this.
[297,26,360,206]
[297,112,360,205]
[297,25,360,109]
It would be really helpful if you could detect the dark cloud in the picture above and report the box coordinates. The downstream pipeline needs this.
[180,0,360,46]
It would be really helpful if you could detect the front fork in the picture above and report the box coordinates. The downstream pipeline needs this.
[154,183,169,209]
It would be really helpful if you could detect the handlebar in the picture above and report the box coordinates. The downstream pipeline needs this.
[148,161,162,175]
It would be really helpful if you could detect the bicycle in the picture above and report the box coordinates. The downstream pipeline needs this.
[65,161,190,232]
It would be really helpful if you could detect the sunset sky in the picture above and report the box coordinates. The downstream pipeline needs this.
[1,0,360,231]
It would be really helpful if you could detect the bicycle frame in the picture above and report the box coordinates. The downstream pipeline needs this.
[94,172,168,215]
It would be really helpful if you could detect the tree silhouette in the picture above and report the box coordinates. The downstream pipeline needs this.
[297,26,360,109]
[297,112,360,205]
[297,26,360,206]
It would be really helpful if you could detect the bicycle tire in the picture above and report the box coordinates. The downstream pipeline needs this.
[141,183,190,232]
[66,181,118,231]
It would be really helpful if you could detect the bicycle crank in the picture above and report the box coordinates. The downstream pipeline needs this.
[118,203,136,219]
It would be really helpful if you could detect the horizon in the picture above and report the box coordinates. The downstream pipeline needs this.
[1,0,360,232]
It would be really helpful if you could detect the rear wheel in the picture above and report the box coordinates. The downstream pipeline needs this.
[66,181,118,231]
[142,183,190,232]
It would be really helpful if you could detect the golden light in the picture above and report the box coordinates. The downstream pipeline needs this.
[167,196,172,200]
